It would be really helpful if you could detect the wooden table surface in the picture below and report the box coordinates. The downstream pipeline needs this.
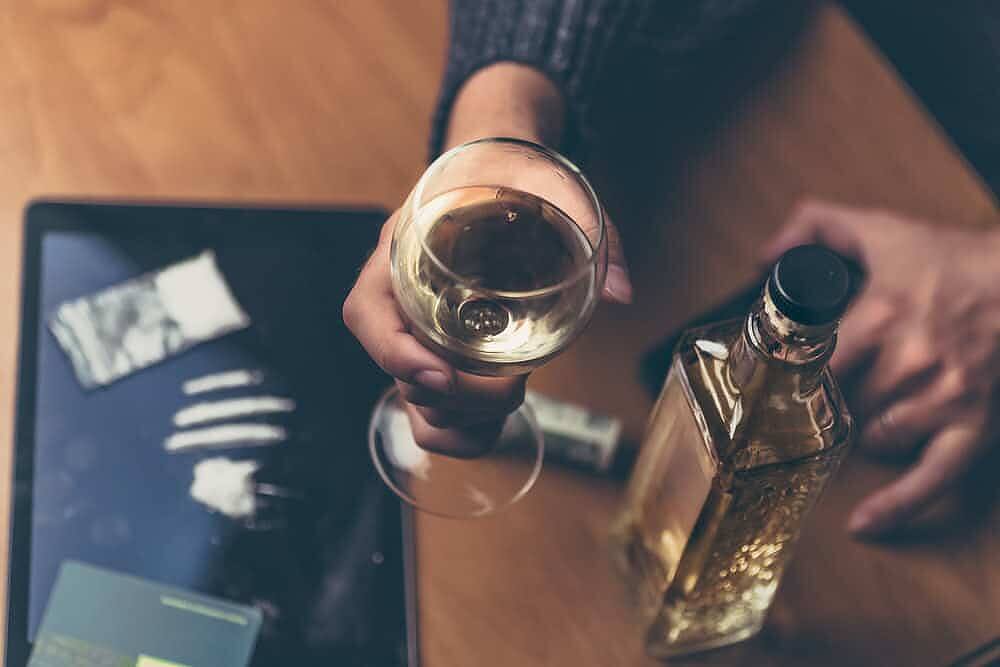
[1,2,997,666]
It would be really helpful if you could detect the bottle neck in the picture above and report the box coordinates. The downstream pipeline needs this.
[729,286,838,397]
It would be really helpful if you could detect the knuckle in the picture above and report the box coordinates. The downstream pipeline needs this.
[341,292,359,330]
[875,295,903,321]
[938,368,967,404]
[899,334,938,375]
[792,197,823,218]
[948,364,976,392]
[869,410,909,445]
[409,421,448,453]
[397,382,422,404]
[400,386,442,408]
[951,365,974,391]
[418,406,456,429]
[862,423,887,449]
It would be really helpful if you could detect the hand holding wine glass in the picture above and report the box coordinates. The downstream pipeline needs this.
[342,65,630,516]
[344,65,630,454]
[344,208,531,457]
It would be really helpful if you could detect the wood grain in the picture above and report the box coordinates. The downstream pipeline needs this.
[0,0,447,659]
[0,2,996,666]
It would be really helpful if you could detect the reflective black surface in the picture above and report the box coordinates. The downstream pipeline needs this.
[10,202,413,666]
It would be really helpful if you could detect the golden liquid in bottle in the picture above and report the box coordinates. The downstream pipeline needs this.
[611,318,851,656]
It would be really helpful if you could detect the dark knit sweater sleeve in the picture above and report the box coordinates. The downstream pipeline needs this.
[429,0,804,159]
[429,0,652,158]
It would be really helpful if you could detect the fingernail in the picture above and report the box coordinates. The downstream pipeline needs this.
[847,508,878,536]
[847,511,869,534]
[414,370,451,394]
[604,265,633,304]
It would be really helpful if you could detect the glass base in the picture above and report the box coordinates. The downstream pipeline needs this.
[368,386,543,518]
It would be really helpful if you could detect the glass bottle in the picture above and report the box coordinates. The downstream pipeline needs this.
[611,245,855,657]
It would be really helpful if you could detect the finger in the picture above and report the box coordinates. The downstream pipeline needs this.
[861,370,970,457]
[415,404,508,429]
[342,216,456,391]
[404,402,502,458]
[397,380,447,408]
[848,418,985,537]
[399,372,525,413]
[762,198,870,266]
[830,290,896,377]
[453,373,526,413]
[854,330,940,419]
[601,212,632,304]
[412,374,526,429]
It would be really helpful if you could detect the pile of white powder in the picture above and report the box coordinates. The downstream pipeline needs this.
[189,457,259,519]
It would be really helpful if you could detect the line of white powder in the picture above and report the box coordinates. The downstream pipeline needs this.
[173,396,295,428]
[165,424,287,452]
[182,369,264,395]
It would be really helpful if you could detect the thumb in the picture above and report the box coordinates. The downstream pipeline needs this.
[601,212,633,304]
[761,198,869,268]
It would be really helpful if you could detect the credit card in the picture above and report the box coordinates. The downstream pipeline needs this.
[29,561,261,667]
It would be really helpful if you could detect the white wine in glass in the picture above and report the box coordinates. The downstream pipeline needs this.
[370,138,607,517]
[392,185,601,376]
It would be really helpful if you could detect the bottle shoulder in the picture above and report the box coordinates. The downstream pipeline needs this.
[672,320,852,471]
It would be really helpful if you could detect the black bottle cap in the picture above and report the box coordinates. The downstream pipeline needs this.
[767,245,852,325]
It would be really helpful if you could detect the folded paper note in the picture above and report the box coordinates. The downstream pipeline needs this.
[50,251,250,389]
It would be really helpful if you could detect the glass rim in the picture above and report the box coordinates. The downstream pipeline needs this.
[406,136,607,300]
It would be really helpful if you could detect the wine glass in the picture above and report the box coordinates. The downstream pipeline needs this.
[369,137,607,518]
